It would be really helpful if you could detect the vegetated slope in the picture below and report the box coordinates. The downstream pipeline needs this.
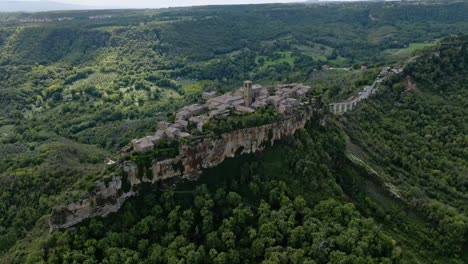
[14,120,406,264]
[344,38,468,260]
[16,107,463,263]
[0,139,109,255]
[5,27,110,64]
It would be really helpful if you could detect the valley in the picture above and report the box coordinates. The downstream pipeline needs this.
[0,1,467,263]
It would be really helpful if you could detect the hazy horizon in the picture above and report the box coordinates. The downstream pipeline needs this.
[0,0,365,10]
[3,0,302,9]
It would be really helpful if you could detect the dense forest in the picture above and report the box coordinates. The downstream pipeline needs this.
[0,1,467,263]
[21,122,403,263]
[343,37,468,261]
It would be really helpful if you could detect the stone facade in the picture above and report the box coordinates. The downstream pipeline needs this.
[132,81,311,152]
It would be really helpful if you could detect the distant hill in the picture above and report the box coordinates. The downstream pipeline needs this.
[0,0,96,12]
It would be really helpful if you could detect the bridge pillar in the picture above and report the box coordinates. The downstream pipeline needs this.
[331,97,364,115]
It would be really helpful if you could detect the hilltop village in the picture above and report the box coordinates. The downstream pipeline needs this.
[131,64,405,152]
[49,64,407,231]
[131,81,312,152]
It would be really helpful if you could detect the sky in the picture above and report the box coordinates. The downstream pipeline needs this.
[9,0,313,9]
[83,0,304,8]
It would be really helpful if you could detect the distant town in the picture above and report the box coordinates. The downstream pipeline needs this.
[18,15,112,23]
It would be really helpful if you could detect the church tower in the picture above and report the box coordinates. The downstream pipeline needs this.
[244,80,253,107]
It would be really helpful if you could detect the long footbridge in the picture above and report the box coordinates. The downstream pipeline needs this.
[329,66,402,114]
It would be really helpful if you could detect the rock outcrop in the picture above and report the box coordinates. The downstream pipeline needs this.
[49,177,136,231]
[49,106,316,231]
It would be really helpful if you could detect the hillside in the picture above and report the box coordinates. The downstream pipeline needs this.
[8,40,468,261]
[343,37,468,260]
[0,2,467,263]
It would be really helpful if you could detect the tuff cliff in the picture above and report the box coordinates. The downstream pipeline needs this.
[49,106,317,231]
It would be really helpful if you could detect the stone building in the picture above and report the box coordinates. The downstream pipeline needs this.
[202,91,217,100]
[243,80,253,107]
[132,81,312,152]
[175,104,207,120]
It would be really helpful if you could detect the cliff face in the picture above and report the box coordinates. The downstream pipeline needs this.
[49,106,315,231]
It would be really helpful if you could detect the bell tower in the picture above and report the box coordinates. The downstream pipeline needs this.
[244,80,253,107]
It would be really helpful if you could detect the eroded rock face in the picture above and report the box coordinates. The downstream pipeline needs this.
[49,177,136,231]
[49,107,315,231]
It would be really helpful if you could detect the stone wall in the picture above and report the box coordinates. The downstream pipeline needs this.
[49,106,316,231]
